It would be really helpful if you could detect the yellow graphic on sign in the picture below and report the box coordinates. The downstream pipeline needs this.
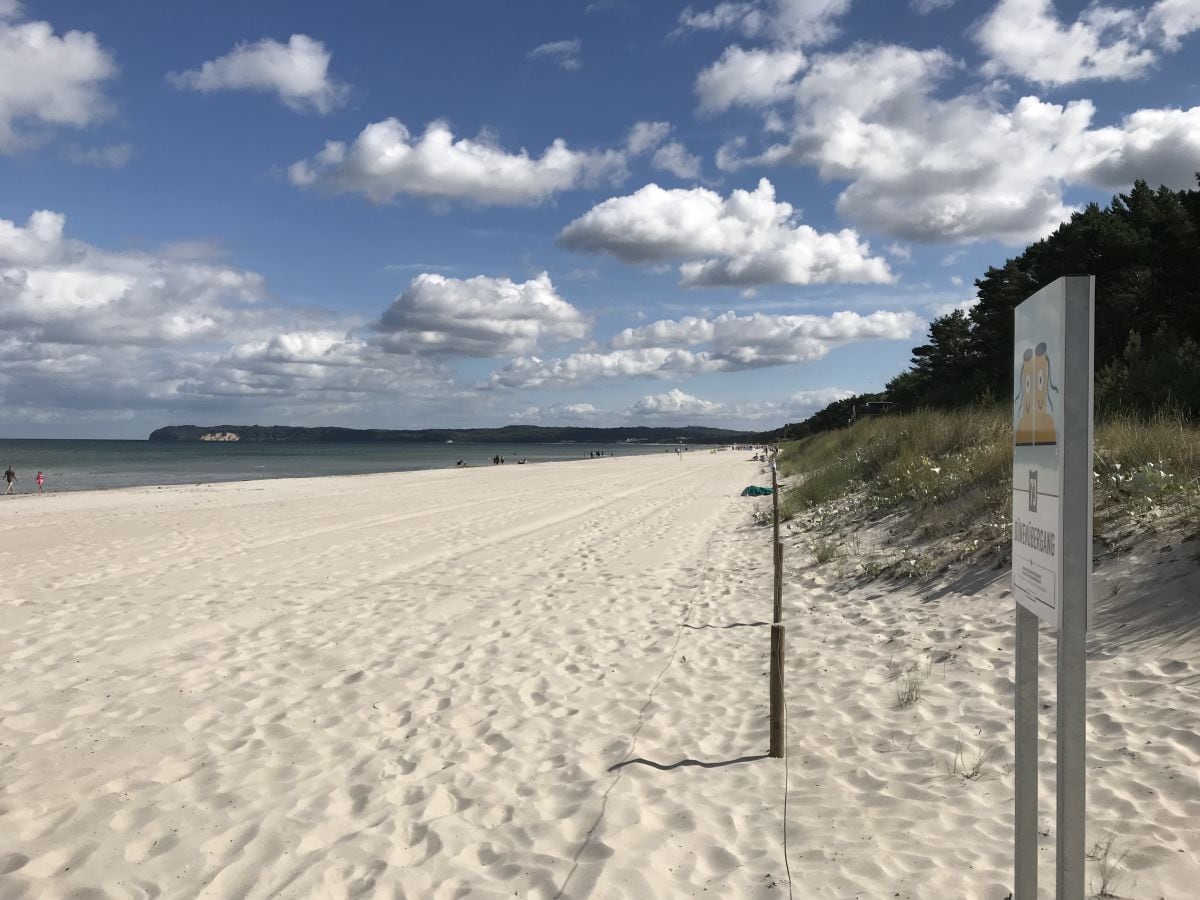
[1014,342,1059,446]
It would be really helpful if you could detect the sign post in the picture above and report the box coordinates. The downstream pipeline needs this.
[769,456,785,759]
[1011,275,1094,899]
[1014,604,1039,898]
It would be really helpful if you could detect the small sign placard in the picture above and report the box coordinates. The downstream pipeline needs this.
[1011,277,1093,629]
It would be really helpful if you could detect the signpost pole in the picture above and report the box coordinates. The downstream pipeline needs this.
[1011,275,1093,900]
[772,453,782,624]
[769,455,785,759]
[772,461,782,623]
[1014,605,1039,898]
[1056,276,1095,900]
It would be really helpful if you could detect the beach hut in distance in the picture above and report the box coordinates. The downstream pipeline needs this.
[849,400,894,424]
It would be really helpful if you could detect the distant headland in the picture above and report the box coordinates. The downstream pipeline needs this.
[148,424,766,444]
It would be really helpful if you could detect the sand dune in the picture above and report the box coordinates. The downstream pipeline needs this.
[2,453,1197,899]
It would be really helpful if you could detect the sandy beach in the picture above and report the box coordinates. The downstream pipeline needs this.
[2,452,790,899]
[2,452,1198,899]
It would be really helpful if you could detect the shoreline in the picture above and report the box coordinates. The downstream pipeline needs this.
[0,439,700,496]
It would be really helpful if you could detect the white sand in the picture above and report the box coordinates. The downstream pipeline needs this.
[1,453,790,899]
[2,453,1197,899]
[778,500,1200,899]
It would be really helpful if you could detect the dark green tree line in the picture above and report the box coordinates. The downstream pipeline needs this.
[785,178,1200,437]
[889,179,1200,419]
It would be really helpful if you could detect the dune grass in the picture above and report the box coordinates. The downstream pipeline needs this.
[777,407,1012,524]
[777,407,1200,544]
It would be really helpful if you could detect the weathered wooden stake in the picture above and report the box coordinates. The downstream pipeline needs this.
[773,541,783,623]
[769,623,785,758]
[771,460,780,548]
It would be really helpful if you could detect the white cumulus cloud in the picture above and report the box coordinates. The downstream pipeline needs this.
[486,348,720,389]
[0,11,117,152]
[630,388,722,416]
[559,178,894,287]
[651,142,703,180]
[1075,105,1200,188]
[626,121,702,179]
[168,34,348,113]
[0,208,457,425]
[696,45,807,115]
[0,209,266,346]
[513,402,604,422]
[65,142,133,169]
[290,118,627,206]
[205,332,449,403]
[612,309,922,366]
[627,120,672,155]
[374,272,589,357]
[486,308,920,389]
[677,0,852,47]
[911,0,954,12]
[626,385,855,424]
[527,39,582,70]
[977,0,1200,86]
[713,43,1200,243]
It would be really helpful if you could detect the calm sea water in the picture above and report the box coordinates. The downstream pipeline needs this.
[0,440,677,493]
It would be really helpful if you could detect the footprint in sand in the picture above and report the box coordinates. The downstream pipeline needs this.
[0,853,29,875]
[124,832,178,863]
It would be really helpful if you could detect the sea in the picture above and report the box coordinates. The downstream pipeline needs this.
[0,439,681,494]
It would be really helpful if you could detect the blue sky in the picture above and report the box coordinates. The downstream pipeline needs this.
[1,0,1198,437]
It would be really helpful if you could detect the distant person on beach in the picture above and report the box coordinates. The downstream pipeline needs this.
[36,471,44,493]
[4,466,15,494]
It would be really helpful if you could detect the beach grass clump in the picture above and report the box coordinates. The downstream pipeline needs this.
[945,738,998,780]
[893,661,928,709]
[1095,413,1200,505]
[1087,828,1132,899]
[811,538,841,564]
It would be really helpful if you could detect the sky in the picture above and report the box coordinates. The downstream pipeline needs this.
[1,0,1198,438]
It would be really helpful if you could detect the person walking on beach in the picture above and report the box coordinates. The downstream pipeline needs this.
[36,471,44,493]
[4,466,15,494]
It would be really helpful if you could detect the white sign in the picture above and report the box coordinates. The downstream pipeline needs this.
[1010,276,1093,629]
[1012,285,1064,624]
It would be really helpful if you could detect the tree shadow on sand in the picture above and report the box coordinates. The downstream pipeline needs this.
[1089,539,1200,659]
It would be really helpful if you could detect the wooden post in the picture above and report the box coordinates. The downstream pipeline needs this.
[769,623,785,758]
[771,461,780,548]
[773,541,783,623]
[768,628,787,763]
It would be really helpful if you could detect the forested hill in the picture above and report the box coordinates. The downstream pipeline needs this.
[148,424,758,444]
[775,179,1200,441]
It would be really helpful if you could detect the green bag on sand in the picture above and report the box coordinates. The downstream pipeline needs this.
[740,485,774,496]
